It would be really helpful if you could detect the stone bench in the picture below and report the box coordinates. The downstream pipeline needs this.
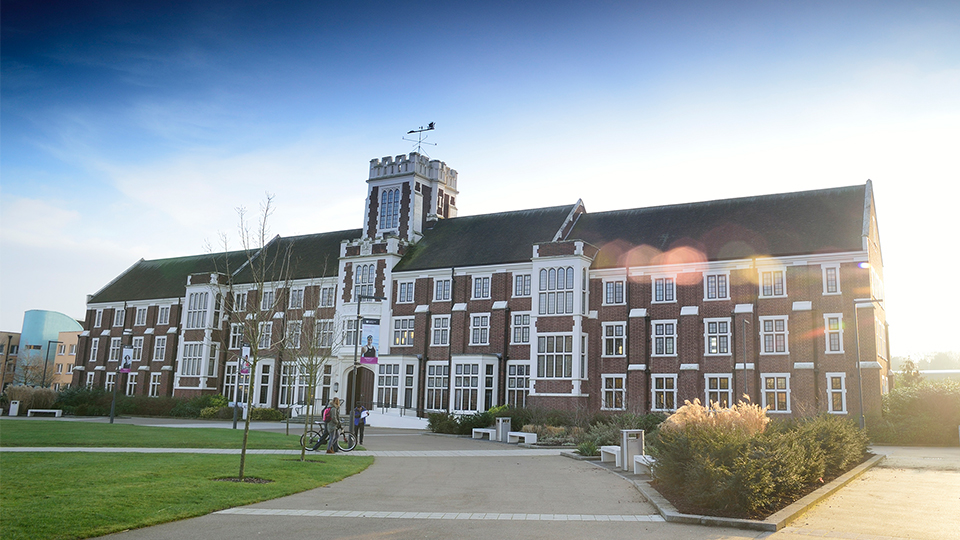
[471,428,497,440]
[507,431,537,444]
[633,454,656,475]
[27,409,63,417]
[599,445,621,468]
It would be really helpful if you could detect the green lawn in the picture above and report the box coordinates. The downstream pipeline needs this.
[0,420,373,540]
[0,419,303,448]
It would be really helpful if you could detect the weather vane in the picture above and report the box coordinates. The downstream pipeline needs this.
[403,122,436,155]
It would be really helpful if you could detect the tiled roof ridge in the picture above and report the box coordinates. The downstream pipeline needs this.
[439,202,578,222]
[583,183,865,218]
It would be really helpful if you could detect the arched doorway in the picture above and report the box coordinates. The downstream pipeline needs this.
[346,365,375,411]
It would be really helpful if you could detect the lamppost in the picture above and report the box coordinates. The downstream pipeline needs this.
[853,297,883,430]
[43,340,61,388]
[353,293,385,432]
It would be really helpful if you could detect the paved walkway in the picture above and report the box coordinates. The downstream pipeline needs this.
[7,417,959,539]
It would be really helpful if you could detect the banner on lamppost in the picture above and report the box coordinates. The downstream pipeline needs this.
[360,318,380,364]
[120,346,133,373]
[240,344,251,374]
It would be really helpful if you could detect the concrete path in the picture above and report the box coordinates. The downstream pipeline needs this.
[7,417,959,539]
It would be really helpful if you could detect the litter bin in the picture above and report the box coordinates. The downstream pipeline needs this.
[620,429,645,472]
[495,417,512,443]
[9,400,20,416]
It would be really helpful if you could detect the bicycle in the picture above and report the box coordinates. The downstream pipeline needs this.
[300,424,357,452]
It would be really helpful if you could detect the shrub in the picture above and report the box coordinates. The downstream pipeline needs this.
[427,412,460,434]
[55,387,113,416]
[249,407,285,421]
[579,412,666,446]
[870,380,960,446]
[5,386,58,413]
[577,440,598,456]
[456,411,494,435]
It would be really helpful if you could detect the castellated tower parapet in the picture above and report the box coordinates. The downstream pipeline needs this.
[369,153,458,190]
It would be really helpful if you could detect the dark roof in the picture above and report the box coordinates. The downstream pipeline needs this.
[568,184,867,268]
[89,251,251,303]
[232,229,361,283]
[393,205,576,271]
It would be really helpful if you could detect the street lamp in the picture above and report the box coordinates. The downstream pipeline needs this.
[353,293,385,431]
[853,297,883,430]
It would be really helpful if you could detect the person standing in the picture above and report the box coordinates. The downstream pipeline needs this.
[354,405,367,445]
[325,397,341,454]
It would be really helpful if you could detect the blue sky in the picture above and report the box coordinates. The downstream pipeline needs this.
[2,0,958,356]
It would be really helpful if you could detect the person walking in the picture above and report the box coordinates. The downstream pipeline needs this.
[354,405,367,445]
[325,397,342,454]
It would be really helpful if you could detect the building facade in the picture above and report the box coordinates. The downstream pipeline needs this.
[1,331,20,391]
[72,152,890,421]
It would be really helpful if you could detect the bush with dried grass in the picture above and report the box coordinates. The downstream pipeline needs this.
[4,386,57,414]
[659,398,769,436]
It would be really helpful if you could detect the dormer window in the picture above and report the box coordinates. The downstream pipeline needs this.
[379,187,400,230]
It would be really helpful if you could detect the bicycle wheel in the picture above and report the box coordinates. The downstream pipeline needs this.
[336,430,358,452]
[300,430,324,450]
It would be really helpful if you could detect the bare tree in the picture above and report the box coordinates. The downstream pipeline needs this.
[13,349,47,387]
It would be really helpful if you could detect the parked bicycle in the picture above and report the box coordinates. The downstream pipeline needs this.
[300,424,357,452]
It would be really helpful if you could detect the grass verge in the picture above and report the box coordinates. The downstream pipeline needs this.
[0,419,303,449]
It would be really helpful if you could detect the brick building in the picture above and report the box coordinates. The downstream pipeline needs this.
[72,152,890,420]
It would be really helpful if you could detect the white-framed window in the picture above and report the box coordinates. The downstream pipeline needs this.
[69,344,76,355]
[822,265,841,295]
[86,371,95,388]
[472,276,491,300]
[393,317,415,346]
[506,362,530,408]
[113,308,126,327]
[431,315,450,346]
[126,373,138,396]
[258,322,273,349]
[109,338,122,362]
[580,335,588,380]
[760,316,789,354]
[260,289,275,311]
[379,187,401,230]
[425,363,449,410]
[762,373,791,412]
[319,287,335,307]
[223,363,249,405]
[652,374,677,411]
[89,338,99,362]
[602,322,625,357]
[56,363,63,374]
[153,336,166,361]
[181,342,203,376]
[286,320,303,349]
[539,266,575,315]
[354,264,375,300]
[653,320,677,356]
[602,374,626,410]
[825,314,844,353]
[759,269,787,298]
[149,372,162,397]
[514,274,531,297]
[434,278,451,301]
[234,291,247,312]
[135,307,147,326]
[67,363,74,374]
[397,282,414,303]
[186,292,209,329]
[537,334,573,378]
[344,319,358,346]
[378,363,400,407]
[57,343,66,355]
[653,276,676,303]
[230,323,243,350]
[95,309,103,328]
[289,288,304,309]
[826,372,847,413]
[704,318,731,355]
[105,372,116,391]
[470,314,489,345]
[511,313,531,344]
[453,363,479,411]
[604,280,624,305]
[131,337,143,361]
[705,374,731,407]
[315,319,334,348]
[157,305,170,326]
[704,273,729,300]
[204,344,218,378]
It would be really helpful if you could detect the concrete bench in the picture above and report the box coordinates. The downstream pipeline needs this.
[472,428,497,440]
[599,445,621,468]
[507,431,538,444]
[27,409,63,417]
[633,454,656,475]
